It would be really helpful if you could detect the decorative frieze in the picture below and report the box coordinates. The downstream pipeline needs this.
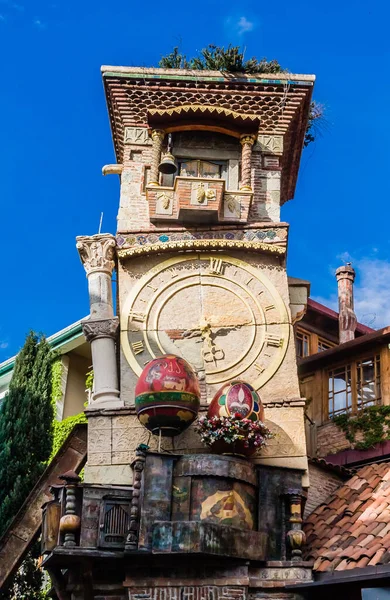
[116,228,287,259]
[76,234,116,276]
[124,127,152,146]
[127,587,246,600]
[256,135,283,154]
[82,317,119,342]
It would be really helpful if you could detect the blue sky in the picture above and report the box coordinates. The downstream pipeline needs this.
[1,0,389,358]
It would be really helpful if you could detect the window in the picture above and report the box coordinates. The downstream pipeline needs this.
[327,354,381,419]
[318,337,335,352]
[328,364,352,417]
[178,159,226,179]
[296,329,310,358]
[357,355,381,409]
[295,328,336,357]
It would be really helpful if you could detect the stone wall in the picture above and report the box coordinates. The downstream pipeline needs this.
[304,462,344,517]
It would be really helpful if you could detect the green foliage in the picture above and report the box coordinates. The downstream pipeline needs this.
[159,44,284,74]
[158,45,324,146]
[0,541,50,600]
[51,359,63,411]
[85,368,94,391]
[0,333,54,538]
[333,405,390,450]
[49,412,87,463]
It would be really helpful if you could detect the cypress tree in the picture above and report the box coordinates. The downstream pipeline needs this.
[0,332,54,537]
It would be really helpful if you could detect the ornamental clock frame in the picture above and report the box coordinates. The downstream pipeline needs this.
[120,252,290,397]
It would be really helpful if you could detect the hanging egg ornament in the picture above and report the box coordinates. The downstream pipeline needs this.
[208,380,265,422]
[135,355,200,436]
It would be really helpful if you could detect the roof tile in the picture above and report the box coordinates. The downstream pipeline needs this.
[304,460,390,572]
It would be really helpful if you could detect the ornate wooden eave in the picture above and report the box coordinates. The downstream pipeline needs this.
[101,66,315,204]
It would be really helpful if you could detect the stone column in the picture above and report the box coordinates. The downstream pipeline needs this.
[149,129,165,187]
[76,234,121,408]
[240,134,256,190]
[336,263,357,344]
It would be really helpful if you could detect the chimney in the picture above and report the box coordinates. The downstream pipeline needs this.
[335,263,357,343]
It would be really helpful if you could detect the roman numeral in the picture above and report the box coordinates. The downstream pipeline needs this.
[265,334,283,348]
[131,341,144,355]
[129,311,146,323]
[147,283,158,292]
[265,304,275,311]
[254,363,265,374]
[209,258,224,275]
[245,277,253,286]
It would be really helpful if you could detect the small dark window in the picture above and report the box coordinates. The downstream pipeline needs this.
[99,499,132,548]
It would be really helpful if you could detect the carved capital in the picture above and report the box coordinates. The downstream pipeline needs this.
[151,129,165,142]
[76,234,116,276]
[82,317,119,342]
[240,134,256,146]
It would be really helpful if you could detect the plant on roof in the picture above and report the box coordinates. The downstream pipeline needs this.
[159,44,285,74]
[158,44,325,146]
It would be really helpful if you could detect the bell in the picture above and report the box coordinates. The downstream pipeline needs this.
[158,153,178,175]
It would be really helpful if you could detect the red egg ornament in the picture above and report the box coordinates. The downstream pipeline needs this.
[135,355,200,436]
[208,381,265,423]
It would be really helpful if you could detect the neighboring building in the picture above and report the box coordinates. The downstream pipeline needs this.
[0,319,91,419]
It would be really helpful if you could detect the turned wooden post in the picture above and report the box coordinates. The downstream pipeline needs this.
[149,129,165,186]
[59,471,81,548]
[125,445,148,553]
[240,134,256,190]
[285,490,306,562]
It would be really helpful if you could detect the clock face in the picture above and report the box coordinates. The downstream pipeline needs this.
[120,254,289,394]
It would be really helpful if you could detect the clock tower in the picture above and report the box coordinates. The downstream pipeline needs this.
[77,66,314,485]
[52,64,317,600]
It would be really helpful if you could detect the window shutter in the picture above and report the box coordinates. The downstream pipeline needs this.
[99,499,132,548]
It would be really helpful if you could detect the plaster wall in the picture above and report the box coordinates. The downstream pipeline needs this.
[63,352,90,419]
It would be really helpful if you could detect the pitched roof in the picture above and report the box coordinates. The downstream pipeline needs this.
[304,461,390,571]
[307,298,374,335]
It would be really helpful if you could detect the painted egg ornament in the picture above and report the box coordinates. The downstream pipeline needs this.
[208,381,265,422]
[135,355,200,436]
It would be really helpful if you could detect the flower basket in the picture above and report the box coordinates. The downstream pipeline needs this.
[195,414,274,458]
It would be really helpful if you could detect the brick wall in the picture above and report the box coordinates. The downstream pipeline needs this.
[116,130,283,233]
[316,421,365,457]
[304,463,344,517]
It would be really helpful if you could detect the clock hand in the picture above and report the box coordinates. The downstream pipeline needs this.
[199,320,225,364]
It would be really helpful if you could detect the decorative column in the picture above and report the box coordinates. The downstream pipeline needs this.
[125,444,148,553]
[149,129,165,186]
[336,263,357,343]
[285,490,306,562]
[240,134,256,190]
[76,233,121,408]
[59,471,81,548]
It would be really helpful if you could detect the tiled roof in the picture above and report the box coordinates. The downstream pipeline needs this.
[304,461,390,571]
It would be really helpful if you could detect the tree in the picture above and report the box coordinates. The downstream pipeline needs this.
[0,542,49,600]
[0,332,54,537]
[0,332,54,599]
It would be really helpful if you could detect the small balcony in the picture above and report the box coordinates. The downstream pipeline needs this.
[146,177,253,224]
